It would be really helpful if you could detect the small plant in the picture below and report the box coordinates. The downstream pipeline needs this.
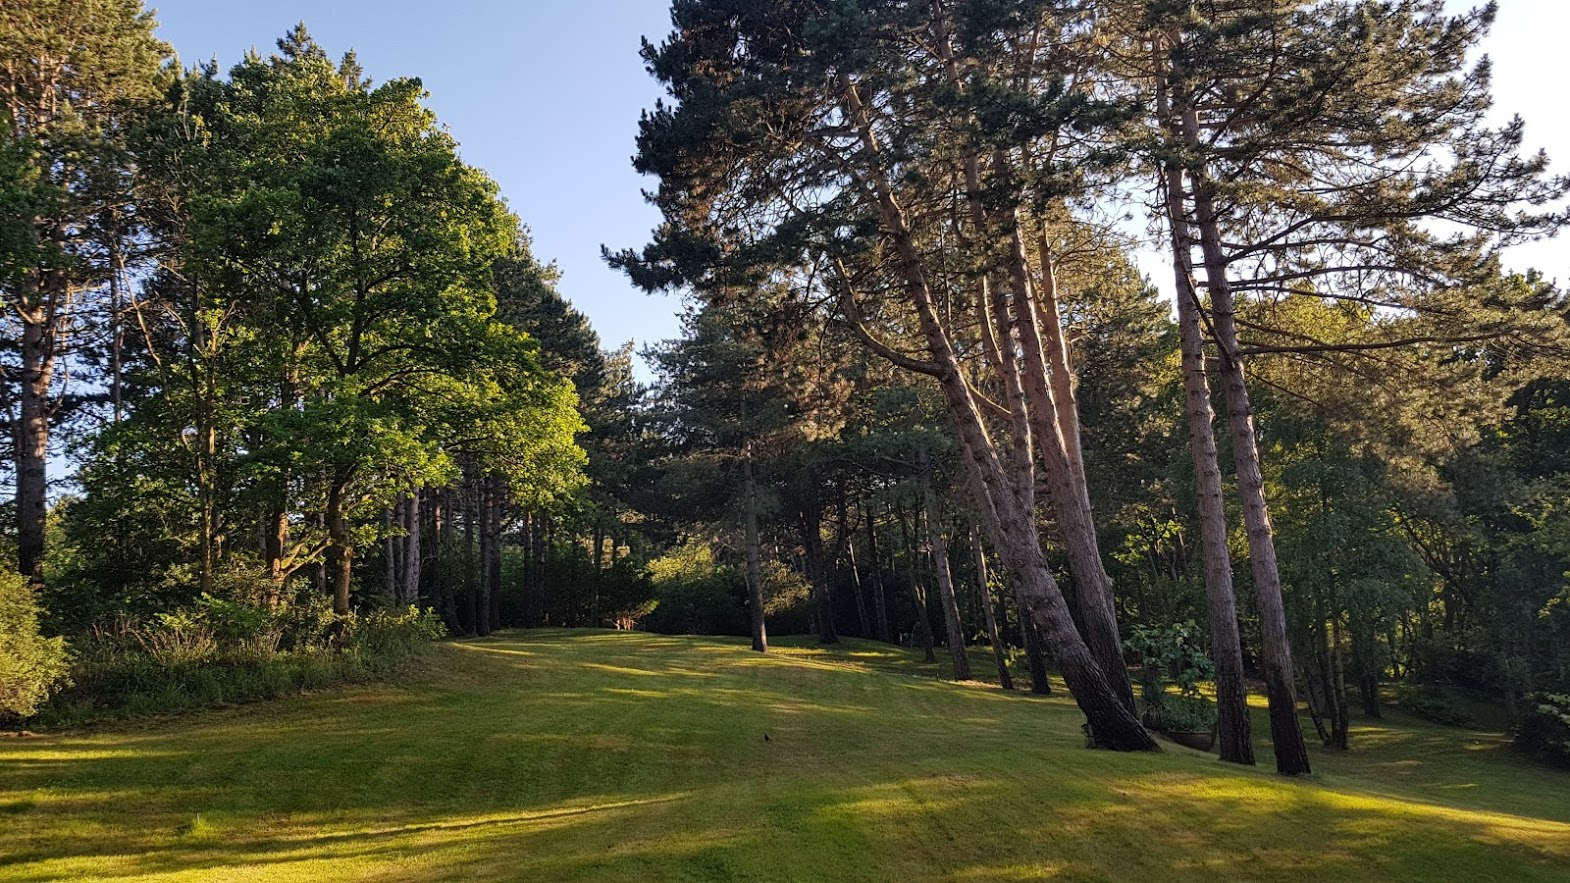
[179,813,216,839]
[1514,693,1570,768]
[1165,695,1217,732]
[1124,621,1215,732]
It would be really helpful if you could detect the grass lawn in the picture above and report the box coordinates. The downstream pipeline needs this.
[2,629,1566,881]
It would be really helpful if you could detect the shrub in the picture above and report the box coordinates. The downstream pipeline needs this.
[1514,693,1570,768]
[643,542,748,636]
[350,606,448,657]
[1165,695,1217,732]
[1124,620,1214,730]
[0,572,72,720]
[1395,685,1476,728]
[36,596,447,727]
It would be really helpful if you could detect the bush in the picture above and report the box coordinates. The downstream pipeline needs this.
[643,543,748,636]
[349,606,448,657]
[1124,620,1213,730]
[1165,695,1217,732]
[0,571,72,720]
[1514,693,1570,768]
[1395,685,1476,728]
[36,597,447,727]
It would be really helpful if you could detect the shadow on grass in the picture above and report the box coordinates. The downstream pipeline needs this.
[0,629,1566,882]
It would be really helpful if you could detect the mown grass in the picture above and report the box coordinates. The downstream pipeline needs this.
[2,630,1566,881]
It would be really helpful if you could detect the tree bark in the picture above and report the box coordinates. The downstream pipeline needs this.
[1177,92,1312,775]
[744,444,768,652]
[326,477,353,618]
[1003,221,1134,714]
[839,76,1154,750]
[15,312,50,582]
[921,458,971,680]
[464,475,479,635]
[799,481,839,645]
[928,6,1131,710]
[1160,138,1255,765]
[866,505,893,643]
[970,525,1013,690]
[899,504,936,662]
[402,491,422,606]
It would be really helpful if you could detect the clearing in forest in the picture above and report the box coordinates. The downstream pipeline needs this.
[2,630,1567,882]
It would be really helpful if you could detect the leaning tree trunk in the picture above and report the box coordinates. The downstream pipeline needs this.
[1003,221,1134,714]
[846,536,872,638]
[1179,101,1312,775]
[1160,145,1255,766]
[839,77,1154,751]
[921,459,971,680]
[931,13,1133,713]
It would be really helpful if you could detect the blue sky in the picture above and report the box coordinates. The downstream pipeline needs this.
[147,0,1569,375]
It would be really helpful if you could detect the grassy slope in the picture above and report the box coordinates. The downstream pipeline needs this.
[1,630,1565,882]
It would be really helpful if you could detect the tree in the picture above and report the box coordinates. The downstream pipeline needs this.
[616,0,1156,750]
[0,0,168,579]
[1134,0,1568,773]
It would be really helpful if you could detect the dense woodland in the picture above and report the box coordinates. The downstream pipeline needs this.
[4,0,1570,772]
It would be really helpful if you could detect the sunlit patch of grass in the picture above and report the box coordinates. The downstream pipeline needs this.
[1,629,1566,881]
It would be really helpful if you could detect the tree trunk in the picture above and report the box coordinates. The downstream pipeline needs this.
[1160,141,1255,765]
[402,491,423,606]
[899,504,936,662]
[799,486,839,645]
[384,505,398,603]
[1179,95,1312,774]
[929,13,1131,712]
[743,445,769,652]
[1168,60,1312,769]
[839,77,1153,750]
[846,536,872,638]
[266,489,290,608]
[464,476,479,635]
[1004,222,1133,714]
[971,525,1013,690]
[1018,598,1053,695]
[921,459,971,680]
[326,477,353,618]
[15,274,55,582]
[866,506,893,643]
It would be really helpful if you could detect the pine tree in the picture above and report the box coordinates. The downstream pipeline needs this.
[0,0,168,579]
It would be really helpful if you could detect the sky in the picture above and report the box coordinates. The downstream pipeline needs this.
[146,0,1570,376]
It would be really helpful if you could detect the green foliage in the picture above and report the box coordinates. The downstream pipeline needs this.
[1163,695,1218,733]
[0,572,72,720]
[1123,620,1213,705]
[643,542,746,636]
[1395,685,1476,729]
[348,607,449,657]
[1514,693,1570,768]
[38,597,445,725]
[1124,621,1216,733]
